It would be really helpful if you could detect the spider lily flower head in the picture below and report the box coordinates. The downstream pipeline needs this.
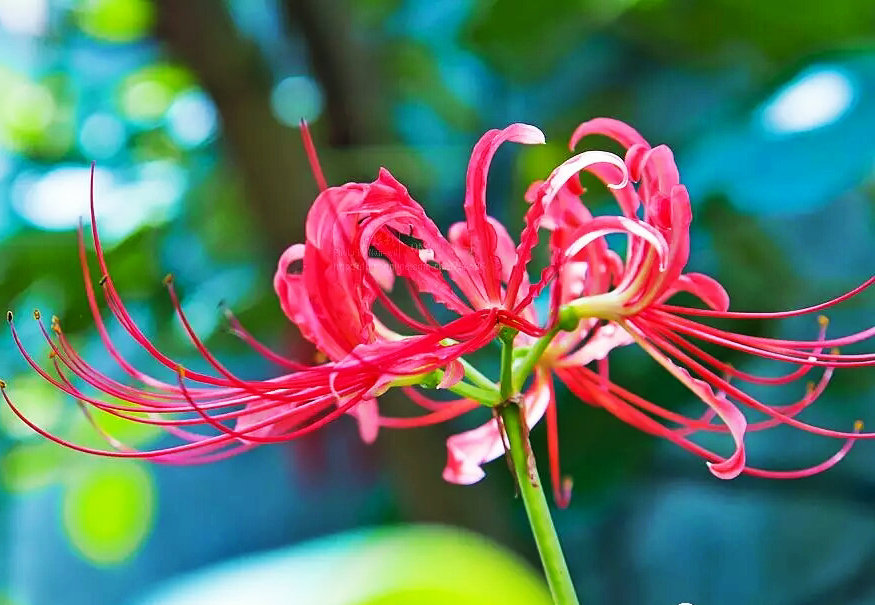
[444,118,874,505]
[2,125,628,464]
[276,122,627,342]
[0,166,500,462]
[5,120,872,503]
[273,122,629,441]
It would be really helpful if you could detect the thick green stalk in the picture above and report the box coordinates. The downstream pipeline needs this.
[499,338,579,605]
[499,402,579,605]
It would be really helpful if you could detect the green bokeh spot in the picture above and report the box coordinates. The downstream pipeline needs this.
[0,69,74,157]
[63,462,155,565]
[75,0,155,43]
[0,374,66,440]
[1,441,63,492]
[118,65,194,122]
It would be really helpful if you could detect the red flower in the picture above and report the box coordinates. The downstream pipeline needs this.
[2,123,627,461]
[273,123,626,440]
[1,167,497,461]
[5,119,871,498]
[444,119,873,503]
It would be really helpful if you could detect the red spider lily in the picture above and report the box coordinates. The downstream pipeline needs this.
[442,118,874,505]
[1,167,500,462]
[5,119,871,498]
[272,122,628,440]
[2,124,628,462]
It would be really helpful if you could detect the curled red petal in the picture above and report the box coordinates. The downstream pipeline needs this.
[569,117,649,152]
[465,124,545,305]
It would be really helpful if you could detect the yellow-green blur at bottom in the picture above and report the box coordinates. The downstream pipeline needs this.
[133,525,553,605]
[63,462,155,565]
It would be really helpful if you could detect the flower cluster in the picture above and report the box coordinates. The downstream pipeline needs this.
[4,119,873,503]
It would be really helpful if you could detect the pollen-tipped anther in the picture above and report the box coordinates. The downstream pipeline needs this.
[818,315,829,328]
[33,309,41,321]
[6,311,12,323]
[0,378,6,389]
[855,420,864,432]
[163,273,174,286]
[98,275,108,286]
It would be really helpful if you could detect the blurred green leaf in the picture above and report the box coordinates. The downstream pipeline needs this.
[623,0,875,65]
[464,0,640,81]
[135,525,552,605]
[351,0,404,27]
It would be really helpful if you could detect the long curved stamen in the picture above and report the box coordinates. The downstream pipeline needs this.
[656,276,875,319]
[165,277,310,406]
[628,320,875,440]
[556,364,859,479]
[649,317,828,386]
[649,308,875,352]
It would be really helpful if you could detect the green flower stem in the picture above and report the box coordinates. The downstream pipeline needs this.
[447,379,499,405]
[499,337,579,605]
[499,399,579,605]
[511,326,561,393]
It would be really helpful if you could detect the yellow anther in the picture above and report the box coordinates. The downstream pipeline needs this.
[854,420,864,432]
[805,381,815,395]
[314,351,328,364]
[817,315,829,327]
[176,364,186,379]
[163,273,174,286]
[0,378,6,389]
[33,309,40,320]
[830,347,840,355]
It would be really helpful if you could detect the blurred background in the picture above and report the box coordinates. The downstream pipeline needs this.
[0,1,874,604]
